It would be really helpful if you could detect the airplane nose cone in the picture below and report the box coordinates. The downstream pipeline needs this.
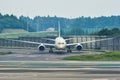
[56,44,66,49]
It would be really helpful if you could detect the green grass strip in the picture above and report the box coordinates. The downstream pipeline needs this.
[0,52,13,55]
[63,51,120,61]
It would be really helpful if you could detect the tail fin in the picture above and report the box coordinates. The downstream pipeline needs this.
[58,21,61,37]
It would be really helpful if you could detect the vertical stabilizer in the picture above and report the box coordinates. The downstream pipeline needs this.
[58,21,61,37]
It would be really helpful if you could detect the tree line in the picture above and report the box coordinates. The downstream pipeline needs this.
[0,14,26,32]
[0,13,120,36]
[94,28,120,36]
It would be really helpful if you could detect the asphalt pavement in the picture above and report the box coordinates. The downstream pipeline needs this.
[0,48,119,80]
[0,48,102,61]
[0,61,120,80]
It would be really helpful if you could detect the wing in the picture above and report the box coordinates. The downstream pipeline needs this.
[6,39,55,47]
[66,37,114,46]
[80,37,114,44]
[65,38,73,41]
[42,38,55,41]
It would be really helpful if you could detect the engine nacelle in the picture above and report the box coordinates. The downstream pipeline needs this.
[38,44,45,51]
[76,44,83,51]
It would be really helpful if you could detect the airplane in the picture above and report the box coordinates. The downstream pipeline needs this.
[8,21,114,53]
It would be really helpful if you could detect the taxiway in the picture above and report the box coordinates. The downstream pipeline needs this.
[0,49,119,80]
[0,48,102,61]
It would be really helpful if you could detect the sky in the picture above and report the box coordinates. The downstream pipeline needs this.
[0,0,120,18]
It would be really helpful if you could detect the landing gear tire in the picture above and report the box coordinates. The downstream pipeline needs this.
[49,50,53,53]
[67,50,72,53]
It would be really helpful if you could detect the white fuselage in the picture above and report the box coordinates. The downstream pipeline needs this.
[55,37,66,50]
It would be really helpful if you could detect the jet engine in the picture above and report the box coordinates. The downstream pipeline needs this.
[38,44,45,51]
[76,44,83,51]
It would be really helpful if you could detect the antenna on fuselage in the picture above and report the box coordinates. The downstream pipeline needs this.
[58,21,61,37]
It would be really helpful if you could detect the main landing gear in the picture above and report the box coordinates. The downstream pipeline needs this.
[67,49,72,53]
[49,48,53,53]
[67,47,72,53]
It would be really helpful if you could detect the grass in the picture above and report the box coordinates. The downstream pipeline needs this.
[0,52,13,55]
[2,29,27,33]
[0,46,38,50]
[63,51,120,61]
[0,31,57,38]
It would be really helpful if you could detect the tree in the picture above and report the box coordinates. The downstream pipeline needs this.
[95,28,120,36]
[69,28,84,35]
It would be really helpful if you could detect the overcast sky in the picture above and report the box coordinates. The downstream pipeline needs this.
[0,0,120,18]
